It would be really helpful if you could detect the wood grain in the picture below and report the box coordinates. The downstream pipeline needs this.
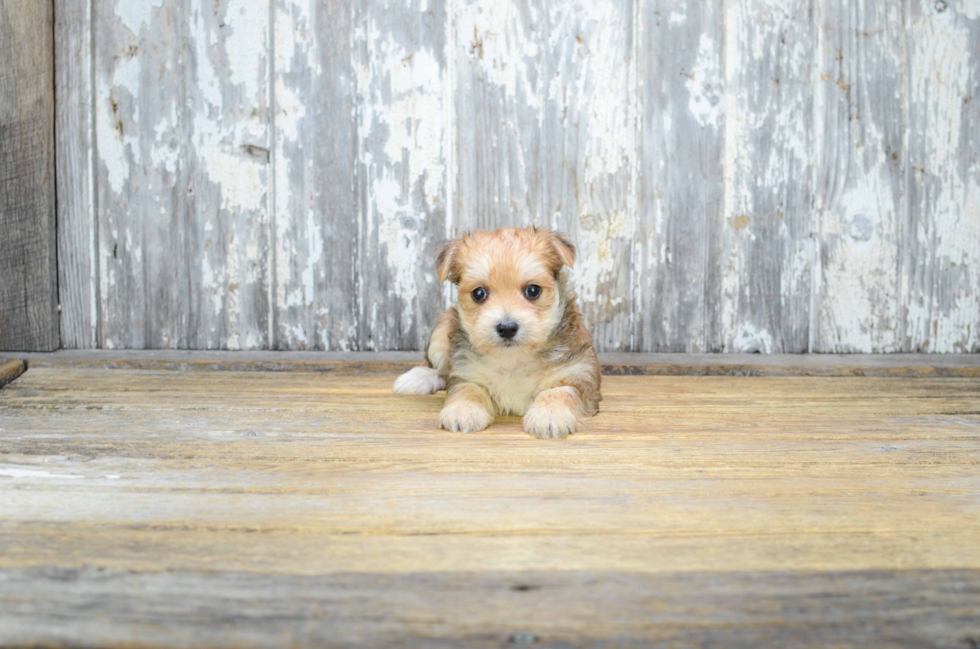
[718,0,814,353]
[273,0,358,351]
[455,0,636,351]
[812,0,908,353]
[354,0,451,351]
[2,568,978,648]
[94,0,271,350]
[0,0,59,352]
[182,0,272,350]
[51,2,980,354]
[634,0,724,352]
[94,0,180,349]
[55,0,98,349]
[0,368,978,644]
[905,0,980,353]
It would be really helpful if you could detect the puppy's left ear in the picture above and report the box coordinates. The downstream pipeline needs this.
[549,231,576,270]
[436,240,460,283]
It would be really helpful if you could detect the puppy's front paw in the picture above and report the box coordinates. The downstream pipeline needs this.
[523,403,577,439]
[438,399,492,433]
[394,366,446,395]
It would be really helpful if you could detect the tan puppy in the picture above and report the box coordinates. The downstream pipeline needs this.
[394,227,601,439]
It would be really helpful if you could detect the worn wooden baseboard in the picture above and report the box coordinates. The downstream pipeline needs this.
[4,350,980,377]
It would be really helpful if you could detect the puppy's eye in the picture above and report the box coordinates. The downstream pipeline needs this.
[524,284,541,300]
[471,287,488,303]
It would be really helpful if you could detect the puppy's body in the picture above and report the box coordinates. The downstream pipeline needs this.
[394,228,601,439]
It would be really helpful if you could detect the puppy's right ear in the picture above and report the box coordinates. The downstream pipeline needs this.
[436,240,460,283]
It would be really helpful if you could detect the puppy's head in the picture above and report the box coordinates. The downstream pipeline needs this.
[437,227,576,354]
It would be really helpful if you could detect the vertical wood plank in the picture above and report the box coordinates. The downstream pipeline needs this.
[184,0,271,349]
[355,0,451,350]
[455,0,539,231]
[0,0,59,351]
[633,1,724,352]
[273,0,359,350]
[812,0,907,352]
[94,0,183,349]
[95,0,270,349]
[455,0,636,352]
[905,0,980,353]
[717,0,815,353]
[55,0,98,349]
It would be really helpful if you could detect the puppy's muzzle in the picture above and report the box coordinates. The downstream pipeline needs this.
[495,321,520,340]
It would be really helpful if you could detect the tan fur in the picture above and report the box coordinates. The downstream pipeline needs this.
[396,227,602,439]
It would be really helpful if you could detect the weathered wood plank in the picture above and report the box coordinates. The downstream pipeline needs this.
[95,0,271,350]
[718,0,815,353]
[55,0,98,349]
[354,0,451,351]
[812,0,908,353]
[1,567,977,648]
[273,0,359,350]
[905,0,980,353]
[0,369,978,646]
[8,350,980,377]
[455,0,636,351]
[94,0,182,348]
[183,0,272,350]
[633,1,724,352]
[0,371,978,573]
[0,0,59,352]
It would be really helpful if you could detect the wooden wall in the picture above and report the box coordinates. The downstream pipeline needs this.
[52,0,980,353]
[1,0,59,351]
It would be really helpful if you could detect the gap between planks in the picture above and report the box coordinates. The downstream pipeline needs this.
[1,351,979,378]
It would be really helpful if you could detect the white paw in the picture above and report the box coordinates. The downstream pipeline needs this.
[438,400,492,433]
[523,404,577,439]
[394,366,446,395]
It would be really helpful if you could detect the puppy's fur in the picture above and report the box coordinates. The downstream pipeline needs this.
[393,227,601,439]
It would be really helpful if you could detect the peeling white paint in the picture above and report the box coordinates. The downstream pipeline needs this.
[686,33,722,127]
[223,0,267,102]
[71,0,979,353]
[730,323,775,354]
[960,0,980,19]
[115,0,165,35]
[355,7,449,338]
[97,54,142,195]
[459,1,541,110]
[906,4,980,352]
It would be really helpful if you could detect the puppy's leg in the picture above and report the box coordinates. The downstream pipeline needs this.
[393,366,445,395]
[523,386,584,440]
[393,308,456,395]
[438,382,494,433]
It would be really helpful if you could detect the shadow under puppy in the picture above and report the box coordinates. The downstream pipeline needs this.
[394,227,601,439]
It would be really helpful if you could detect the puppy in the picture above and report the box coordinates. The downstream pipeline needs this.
[393,227,601,439]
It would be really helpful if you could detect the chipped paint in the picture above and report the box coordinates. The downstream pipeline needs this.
[686,33,722,127]
[115,0,165,35]
[906,2,980,352]
[64,0,979,353]
[355,1,449,347]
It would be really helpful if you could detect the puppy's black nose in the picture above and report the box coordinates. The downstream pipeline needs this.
[496,321,519,340]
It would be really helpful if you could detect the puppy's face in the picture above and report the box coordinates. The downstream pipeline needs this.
[437,228,576,355]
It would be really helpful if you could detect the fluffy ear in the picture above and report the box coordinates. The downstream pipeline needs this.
[549,231,576,270]
[435,240,460,283]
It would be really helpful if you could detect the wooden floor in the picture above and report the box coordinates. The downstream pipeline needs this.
[1,359,979,647]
